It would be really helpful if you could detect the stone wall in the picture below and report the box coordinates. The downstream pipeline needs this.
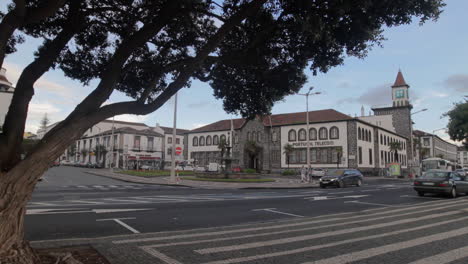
[347,121,358,168]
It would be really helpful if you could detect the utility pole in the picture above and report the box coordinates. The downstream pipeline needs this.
[109,117,115,172]
[170,93,178,183]
[298,87,321,170]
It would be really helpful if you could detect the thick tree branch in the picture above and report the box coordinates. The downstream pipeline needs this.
[0,0,67,68]
[0,5,82,171]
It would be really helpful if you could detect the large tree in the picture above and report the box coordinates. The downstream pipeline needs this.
[0,0,444,262]
[445,101,468,149]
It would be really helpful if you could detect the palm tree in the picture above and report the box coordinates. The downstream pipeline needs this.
[389,142,402,163]
[218,137,228,158]
[245,140,262,171]
[80,148,88,162]
[335,147,343,168]
[283,143,294,169]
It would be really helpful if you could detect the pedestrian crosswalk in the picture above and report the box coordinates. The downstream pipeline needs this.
[60,184,174,191]
[110,198,468,264]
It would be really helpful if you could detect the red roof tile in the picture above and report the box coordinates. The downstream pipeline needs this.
[393,70,408,87]
[191,109,352,133]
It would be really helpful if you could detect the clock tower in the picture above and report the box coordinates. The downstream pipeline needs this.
[392,70,410,107]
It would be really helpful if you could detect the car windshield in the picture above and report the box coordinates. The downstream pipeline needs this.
[326,169,345,176]
[421,171,449,179]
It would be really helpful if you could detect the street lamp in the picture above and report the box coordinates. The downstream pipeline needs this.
[411,108,427,115]
[433,127,446,134]
[298,86,321,171]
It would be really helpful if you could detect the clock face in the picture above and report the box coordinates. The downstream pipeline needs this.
[395,89,405,99]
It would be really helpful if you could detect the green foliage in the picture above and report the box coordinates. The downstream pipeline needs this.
[245,140,261,158]
[8,0,445,119]
[283,143,294,167]
[218,137,228,157]
[184,177,274,183]
[389,141,401,162]
[119,170,193,177]
[281,170,296,176]
[242,168,257,173]
[444,101,468,148]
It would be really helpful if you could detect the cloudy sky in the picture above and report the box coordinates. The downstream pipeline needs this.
[2,0,467,144]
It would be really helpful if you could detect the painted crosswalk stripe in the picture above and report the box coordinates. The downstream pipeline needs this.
[196,208,462,254]
[114,198,464,244]
[199,215,468,264]
[407,244,468,264]
[305,225,468,264]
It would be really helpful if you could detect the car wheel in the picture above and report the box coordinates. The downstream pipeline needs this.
[450,187,457,198]
[356,179,362,187]
[338,180,345,188]
[417,191,424,197]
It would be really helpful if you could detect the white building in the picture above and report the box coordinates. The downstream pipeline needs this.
[0,68,14,127]
[413,130,458,163]
[457,147,468,168]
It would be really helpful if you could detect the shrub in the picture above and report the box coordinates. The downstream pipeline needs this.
[242,168,257,173]
[282,170,296,176]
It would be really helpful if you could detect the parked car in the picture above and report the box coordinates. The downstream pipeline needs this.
[86,162,100,168]
[319,169,363,188]
[52,161,60,167]
[60,160,70,166]
[176,165,194,171]
[310,168,326,179]
[413,170,468,198]
[455,169,467,177]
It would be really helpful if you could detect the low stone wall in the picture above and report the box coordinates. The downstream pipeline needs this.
[195,172,260,179]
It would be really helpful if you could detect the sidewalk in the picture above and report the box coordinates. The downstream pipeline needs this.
[86,170,319,189]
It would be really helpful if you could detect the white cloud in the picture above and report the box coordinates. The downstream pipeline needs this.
[192,123,207,129]
[114,114,149,124]
[443,74,468,93]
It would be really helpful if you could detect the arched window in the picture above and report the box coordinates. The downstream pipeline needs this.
[330,126,339,139]
[213,135,219,145]
[369,130,372,142]
[246,132,250,141]
[319,127,328,140]
[220,134,226,143]
[365,130,369,142]
[384,136,387,145]
[199,136,205,146]
[358,127,362,140]
[257,132,262,142]
[193,136,198,146]
[206,135,212,146]
[298,129,307,141]
[288,129,297,141]
[380,134,383,144]
[309,128,317,140]
[272,131,278,142]
[251,131,256,142]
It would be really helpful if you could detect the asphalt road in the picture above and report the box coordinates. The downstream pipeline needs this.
[28,167,468,263]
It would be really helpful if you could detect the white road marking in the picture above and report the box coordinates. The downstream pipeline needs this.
[115,199,464,245]
[200,215,468,264]
[196,209,461,254]
[26,208,87,215]
[252,208,304,218]
[68,200,105,205]
[103,198,151,203]
[407,244,468,264]
[76,185,89,188]
[401,195,444,199]
[344,200,401,207]
[27,208,152,215]
[304,225,468,264]
[93,208,152,214]
[97,218,140,234]
[361,189,382,192]
[140,246,183,264]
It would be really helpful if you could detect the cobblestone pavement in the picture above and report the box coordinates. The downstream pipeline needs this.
[32,197,468,264]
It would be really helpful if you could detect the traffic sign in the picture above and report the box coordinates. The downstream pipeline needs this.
[175,147,182,155]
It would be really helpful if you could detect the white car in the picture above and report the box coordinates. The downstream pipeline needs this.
[175,165,194,171]
[311,168,326,178]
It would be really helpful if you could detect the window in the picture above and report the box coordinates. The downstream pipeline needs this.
[368,130,372,142]
[384,136,387,145]
[167,147,172,155]
[199,136,205,146]
[234,133,239,144]
[319,127,328,140]
[89,139,93,148]
[148,137,154,150]
[134,136,140,149]
[369,149,373,165]
[311,149,317,163]
[358,147,362,164]
[331,148,339,163]
[330,126,339,139]
[168,137,172,144]
[193,136,198,146]
[272,131,278,142]
[381,151,384,165]
[206,136,212,146]
[220,134,226,143]
[319,148,328,163]
[298,129,307,141]
[252,132,256,142]
[298,149,307,163]
[257,132,262,142]
[423,138,430,146]
[380,134,383,145]
[358,128,362,140]
[247,132,250,141]
[288,129,297,141]
[176,138,180,144]
[213,135,219,145]
[113,135,118,148]
[309,128,317,140]
[396,89,405,98]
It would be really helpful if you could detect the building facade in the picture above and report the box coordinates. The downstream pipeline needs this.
[458,147,468,168]
[187,109,408,175]
[0,68,14,127]
[414,130,458,163]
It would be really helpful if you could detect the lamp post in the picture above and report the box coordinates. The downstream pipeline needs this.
[170,92,178,184]
[411,108,428,116]
[298,87,321,170]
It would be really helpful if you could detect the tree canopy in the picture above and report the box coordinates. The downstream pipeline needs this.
[445,101,468,148]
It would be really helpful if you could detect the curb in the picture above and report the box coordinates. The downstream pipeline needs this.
[85,171,193,188]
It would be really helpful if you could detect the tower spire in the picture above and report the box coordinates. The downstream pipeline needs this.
[393,70,408,87]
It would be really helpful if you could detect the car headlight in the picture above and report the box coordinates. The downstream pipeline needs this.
[330,178,336,181]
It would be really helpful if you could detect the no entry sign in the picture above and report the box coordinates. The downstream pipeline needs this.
[175,147,182,155]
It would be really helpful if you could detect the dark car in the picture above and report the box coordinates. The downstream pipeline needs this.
[319,169,363,188]
[413,170,468,198]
